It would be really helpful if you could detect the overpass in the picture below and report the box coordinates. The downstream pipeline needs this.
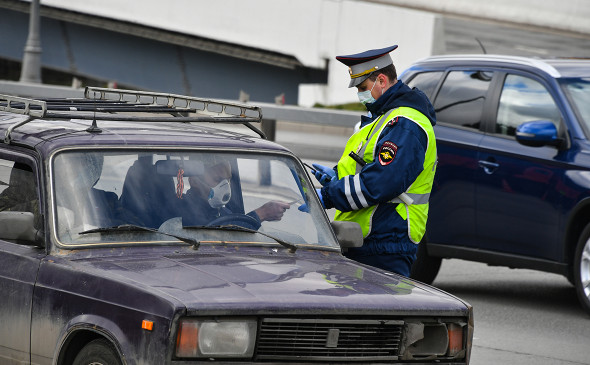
[0,0,440,106]
[1,0,589,107]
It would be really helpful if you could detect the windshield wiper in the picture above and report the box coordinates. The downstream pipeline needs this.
[184,224,297,253]
[79,224,202,250]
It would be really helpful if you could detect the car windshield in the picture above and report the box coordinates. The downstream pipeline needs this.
[561,77,590,137]
[51,150,337,249]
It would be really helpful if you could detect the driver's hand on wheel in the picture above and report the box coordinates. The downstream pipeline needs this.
[254,201,291,222]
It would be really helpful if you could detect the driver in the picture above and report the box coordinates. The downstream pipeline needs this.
[180,159,290,229]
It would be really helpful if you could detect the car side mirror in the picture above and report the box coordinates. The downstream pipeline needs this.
[516,120,564,148]
[0,211,42,245]
[330,221,363,248]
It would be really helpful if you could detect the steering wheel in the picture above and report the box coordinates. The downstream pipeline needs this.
[207,213,260,230]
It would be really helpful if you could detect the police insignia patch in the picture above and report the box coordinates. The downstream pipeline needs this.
[378,141,397,165]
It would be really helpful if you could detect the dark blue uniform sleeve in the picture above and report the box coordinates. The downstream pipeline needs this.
[322,118,428,211]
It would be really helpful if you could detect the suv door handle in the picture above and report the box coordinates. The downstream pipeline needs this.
[478,160,499,174]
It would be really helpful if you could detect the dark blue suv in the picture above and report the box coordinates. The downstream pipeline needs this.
[401,55,590,316]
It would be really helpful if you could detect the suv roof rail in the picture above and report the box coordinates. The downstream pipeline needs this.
[417,54,562,78]
[0,87,266,141]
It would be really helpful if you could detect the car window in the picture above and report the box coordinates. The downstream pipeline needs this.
[496,74,562,136]
[52,150,336,249]
[0,158,41,236]
[433,70,494,130]
[405,71,443,100]
[561,77,590,138]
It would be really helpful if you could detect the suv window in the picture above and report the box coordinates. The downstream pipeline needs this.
[406,71,443,99]
[496,74,562,136]
[560,77,590,138]
[434,70,494,130]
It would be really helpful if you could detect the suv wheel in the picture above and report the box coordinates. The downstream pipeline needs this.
[573,223,590,316]
[410,239,442,284]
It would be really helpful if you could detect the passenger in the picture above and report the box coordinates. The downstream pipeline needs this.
[180,160,290,229]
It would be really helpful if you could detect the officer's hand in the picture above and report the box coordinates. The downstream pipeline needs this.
[316,188,325,208]
[311,164,335,186]
[297,203,309,213]
[298,188,325,212]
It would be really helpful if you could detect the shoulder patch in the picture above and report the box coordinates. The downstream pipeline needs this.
[378,141,398,165]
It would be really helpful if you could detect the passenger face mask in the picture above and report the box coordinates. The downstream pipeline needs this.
[208,179,231,208]
[357,78,379,105]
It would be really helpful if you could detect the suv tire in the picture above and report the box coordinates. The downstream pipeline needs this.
[573,223,590,316]
[410,238,442,285]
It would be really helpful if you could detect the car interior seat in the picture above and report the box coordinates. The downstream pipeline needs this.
[120,156,178,228]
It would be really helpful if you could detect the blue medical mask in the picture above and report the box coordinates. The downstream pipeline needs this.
[357,78,378,105]
[208,179,231,208]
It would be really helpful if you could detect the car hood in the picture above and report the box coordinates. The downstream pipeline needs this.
[69,247,466,315]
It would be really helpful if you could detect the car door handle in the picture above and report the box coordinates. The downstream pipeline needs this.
[478,160,499,174]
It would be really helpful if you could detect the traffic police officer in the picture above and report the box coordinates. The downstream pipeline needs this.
[312,45,437,277]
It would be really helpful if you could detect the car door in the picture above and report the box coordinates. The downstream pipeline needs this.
[0,154,45,363]
[476,71,565,260]
[409,69,493,247]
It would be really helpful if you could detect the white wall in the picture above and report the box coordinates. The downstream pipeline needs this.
[300,1,438,106]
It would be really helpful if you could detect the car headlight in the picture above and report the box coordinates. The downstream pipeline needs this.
[400,320,468,360]
[176,318,257,358]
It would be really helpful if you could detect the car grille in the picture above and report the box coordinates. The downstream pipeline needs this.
[256,318,404,361]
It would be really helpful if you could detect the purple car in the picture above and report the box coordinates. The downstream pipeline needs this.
[0,88,472,364]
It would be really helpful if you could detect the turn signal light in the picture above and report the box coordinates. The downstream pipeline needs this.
[142,320,154,331]
[447,323,463,356]
[176,321,199,357]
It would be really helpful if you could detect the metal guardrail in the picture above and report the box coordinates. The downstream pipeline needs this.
[0,81,356,161]
[0,81,362,129]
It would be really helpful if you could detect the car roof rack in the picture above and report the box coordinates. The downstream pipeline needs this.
[0,87,266,142]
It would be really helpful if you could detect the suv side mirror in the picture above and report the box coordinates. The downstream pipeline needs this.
[0,211,42,245]
[331,221,363,248]
[516,121,564,148]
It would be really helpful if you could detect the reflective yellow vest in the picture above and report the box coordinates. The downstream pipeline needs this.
[334,107,437,243]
